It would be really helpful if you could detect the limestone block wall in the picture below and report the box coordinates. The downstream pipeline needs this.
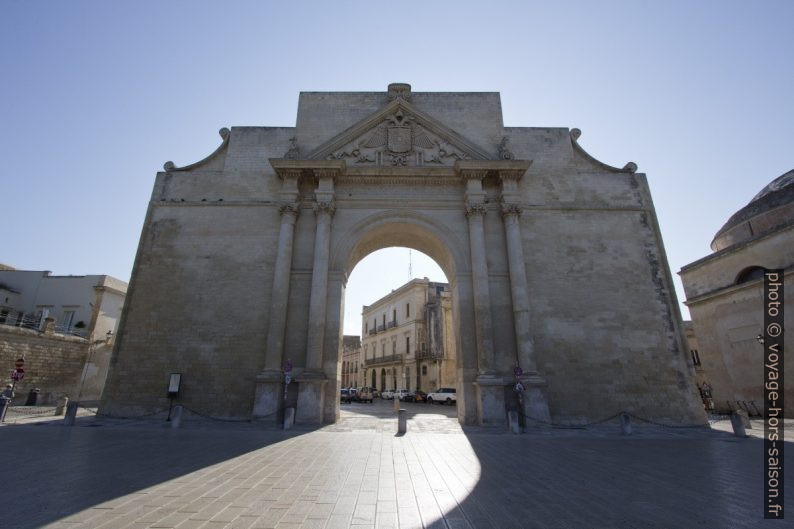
[504,128,703,423]
[102,89,704,424]
[101,128,293,417]
[0,326,88,404]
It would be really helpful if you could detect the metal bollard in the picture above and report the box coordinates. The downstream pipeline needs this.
[0,396,9,423]
[735,409,751,430]
[170,405,183,429]
[730,412,748,438]
[620,412,633,436]
[283,407,295,430]
[508,411,520,434]
[54,396,69,416]
[63,402,78,426]
[397,408,407,434]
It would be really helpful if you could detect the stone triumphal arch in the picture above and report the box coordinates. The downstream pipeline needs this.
[101,83,705,426]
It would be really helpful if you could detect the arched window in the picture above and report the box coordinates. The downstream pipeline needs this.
[735,266,765,284]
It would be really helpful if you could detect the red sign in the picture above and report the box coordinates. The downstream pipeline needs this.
[14,358,24,369]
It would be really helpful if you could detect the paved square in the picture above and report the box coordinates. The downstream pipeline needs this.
[0,401,791,529]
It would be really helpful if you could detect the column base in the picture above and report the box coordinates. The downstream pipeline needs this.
[520,374,551,425]
[295,373,327,424]
[474,374,507,427]
[252,370,284,420]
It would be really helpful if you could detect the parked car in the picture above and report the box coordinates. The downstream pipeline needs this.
[371,388,381,399]
[356,387,374,403]
[426,387,457,405]
[395,389,411,401]
[381,389,395,400]
[348,388,358,402]
[340,388,350,403]
[406,390,427,403]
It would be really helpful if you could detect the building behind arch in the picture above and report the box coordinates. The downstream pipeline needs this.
[680,169,794,416]
[361,278,456,394]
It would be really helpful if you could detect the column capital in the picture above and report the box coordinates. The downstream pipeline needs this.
[465,203,487,218]
[313,200,336,217]
[278,201,301,218]
[500,201,522,218]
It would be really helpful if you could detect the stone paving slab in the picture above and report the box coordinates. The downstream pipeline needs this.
[1,402,792,528]
[0,429,787,527]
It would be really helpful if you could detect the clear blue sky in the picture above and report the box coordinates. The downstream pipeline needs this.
[1,1,792,335]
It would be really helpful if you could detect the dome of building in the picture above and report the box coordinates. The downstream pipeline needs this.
[711,169,794,251]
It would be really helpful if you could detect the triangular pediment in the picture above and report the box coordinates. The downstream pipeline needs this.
[307,99,492,167]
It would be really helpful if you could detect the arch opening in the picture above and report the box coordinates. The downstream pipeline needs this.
[333,225,461,423]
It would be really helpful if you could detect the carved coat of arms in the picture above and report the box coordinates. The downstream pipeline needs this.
[387,126,411,153]
[327,109,470,166]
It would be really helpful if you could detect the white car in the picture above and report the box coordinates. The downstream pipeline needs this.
[395,389,411,401]
[426,387,457,405]
[380,389,395,400]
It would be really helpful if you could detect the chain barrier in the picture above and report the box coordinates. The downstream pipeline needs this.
[74,403,170,420]
[5,406,59,418]
[522,411,624,429]
[627,413,710,429]
[72,402,282,423]
[181,405,283,422]
[521,410,723,430]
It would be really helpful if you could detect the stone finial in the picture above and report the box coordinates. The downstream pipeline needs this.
[498,137,514,160]
[163,161,176,171]
[219,127,230,140]
[388,83,412,101]
[284,137,300,160]
[570,128,582,141]
[622,162,638,173]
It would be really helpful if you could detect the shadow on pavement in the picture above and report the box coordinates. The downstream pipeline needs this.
[0,419,317,529]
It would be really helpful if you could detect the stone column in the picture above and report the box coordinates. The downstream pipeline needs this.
[296,171,335,423]
[305,199,334,371]
[462,171,505,426]
[499,169,551,423]
[463,177,495,374]
[253,171,300,418]
[500,203,536,372]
